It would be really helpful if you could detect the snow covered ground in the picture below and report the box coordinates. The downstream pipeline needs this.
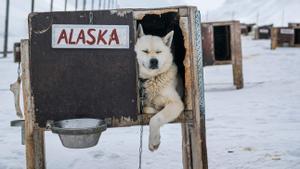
[1,35,300,169]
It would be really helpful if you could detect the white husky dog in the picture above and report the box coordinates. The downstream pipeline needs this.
[135,24,184,151]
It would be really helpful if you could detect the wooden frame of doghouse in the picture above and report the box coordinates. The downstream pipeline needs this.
[271,23,300,49]
[271,27,295,49]
[288,23,300,47]
[254,24,273,39]
[240,23,255,36]
[201,20,244,89]
[20,6,207,169]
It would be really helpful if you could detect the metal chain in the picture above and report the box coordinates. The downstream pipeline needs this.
[138,80,146,169]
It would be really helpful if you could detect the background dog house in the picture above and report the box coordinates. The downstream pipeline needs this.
[201,20,244,89]
[288,23,300,47]
[19,6,208,169]
[271,27,295,49]
[240,23,255,36]
[271,26,300,49]
[288,23,300,28]
[254,24,273,39]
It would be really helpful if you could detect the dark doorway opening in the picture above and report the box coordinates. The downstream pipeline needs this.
[247,25,252,33]
[258,28,271,39]
[213,25,231,61]
[136,12,186,97]
[295,29,300,44]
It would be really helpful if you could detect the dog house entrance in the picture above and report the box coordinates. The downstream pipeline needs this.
[137,12,186,94]
[295,29,300,44]
[213,25,231,61]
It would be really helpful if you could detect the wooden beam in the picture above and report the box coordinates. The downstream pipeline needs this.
[105,110,193,128]
[179,13,193,169]
[190,8,208,169]
[64,0,67,11]
[50,0,53,12]
[271,28,278,50]
[181,8,208,169]
[31,0,35,12]
[75,0,78,11]
[21,40,45,169]
[231,21,244,89]
[3,0,10,58]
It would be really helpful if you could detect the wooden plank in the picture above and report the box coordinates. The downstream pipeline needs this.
[271,28,278,50]
[201,23,215,66]
[182,8,208,169]
[231,22,244,89]
[29,11,138,128]
[181,124,192,169]
[21,40,45,169]
[179,16,193,111]
[105,110,192,128]
[179,16,193,169]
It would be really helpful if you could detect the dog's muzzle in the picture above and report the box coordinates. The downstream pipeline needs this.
[149,58,159,69]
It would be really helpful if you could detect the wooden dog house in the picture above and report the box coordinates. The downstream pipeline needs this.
[16,6,208,169]
[288,23,300,28]
[288,23,300,47]
[271,27,295,49]
[271,25,300,49]
[255,24,273,39]
[295,29,300,47]
[201,20,244,89]
[240,23,255,36]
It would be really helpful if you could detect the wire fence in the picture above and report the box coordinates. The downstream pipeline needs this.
[1,0,119,58]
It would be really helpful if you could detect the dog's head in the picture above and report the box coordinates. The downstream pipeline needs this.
[135,24,174,79]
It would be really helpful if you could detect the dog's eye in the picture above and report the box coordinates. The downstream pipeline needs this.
[156,51,162,54]
[142,50,149,54]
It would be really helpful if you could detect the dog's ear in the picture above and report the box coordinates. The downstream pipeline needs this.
[162,31,174,47]
[137,24,145,38]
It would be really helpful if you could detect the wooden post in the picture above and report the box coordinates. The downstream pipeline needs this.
[182,8,208,169]
[21,40,46,169]
[91,0,94,10]
[83,0,86,10]
[103,0,106,9]
[254,27,259,40]
[98,0,102,9]
[271,28,278,50]
[75,0,78,11]
[31,0,35,12]
[50,0,53,12]
[64,0,67,11]
[181,124,192,169]
[107,0,110,9]
[231,22,244,89]
[3,0,10,58]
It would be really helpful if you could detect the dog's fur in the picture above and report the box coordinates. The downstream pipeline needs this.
[135,24,184,151]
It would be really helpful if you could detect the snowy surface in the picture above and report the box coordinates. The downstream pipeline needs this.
[1,35,300,168]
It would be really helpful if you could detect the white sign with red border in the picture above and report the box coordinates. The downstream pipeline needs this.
[52,24,130,49]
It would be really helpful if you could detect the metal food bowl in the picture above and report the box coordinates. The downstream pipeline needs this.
[51,118,107,149]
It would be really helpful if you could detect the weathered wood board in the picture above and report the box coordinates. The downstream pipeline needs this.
[29,11,139,127]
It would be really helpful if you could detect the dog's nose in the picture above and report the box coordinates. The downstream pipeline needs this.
[149,58,159,69]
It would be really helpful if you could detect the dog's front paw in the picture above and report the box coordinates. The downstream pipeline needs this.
[143,107,157,114]
[149,133,161,152]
